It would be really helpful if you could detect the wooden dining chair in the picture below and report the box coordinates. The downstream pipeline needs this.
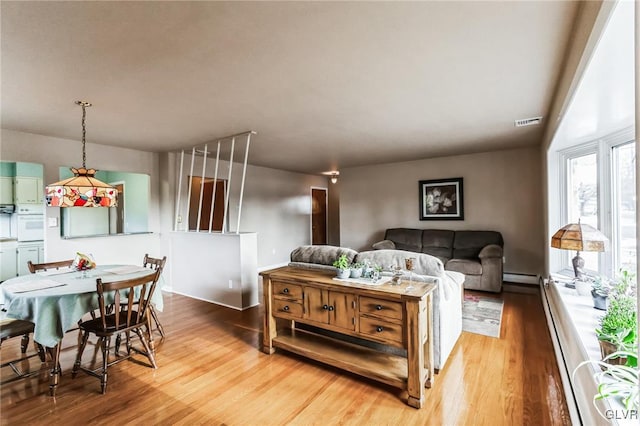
[142,254,167,338]
[27,259,73,274]
[0,317,46,384]
[71,270,160,394]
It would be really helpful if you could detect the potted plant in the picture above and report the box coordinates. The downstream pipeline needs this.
[590,276,610,310]
[572,350,639,420]
[611,268,636,297]
[595,295,637,365]
[332,254,351,279]
[350,262,364,278]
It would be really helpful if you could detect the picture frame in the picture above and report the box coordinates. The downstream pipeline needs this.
[419,177,464,220]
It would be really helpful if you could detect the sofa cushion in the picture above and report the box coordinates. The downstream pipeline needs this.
[384,228,423,252]
[446,258,482,276]
[453,231,504,259]
[355,249,445,277]
[421,229,454,261]
[288,262,337,272]
[290,245,358,266]
[372,239,396,250]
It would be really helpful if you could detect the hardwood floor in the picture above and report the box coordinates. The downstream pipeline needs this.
[0,289,570,425]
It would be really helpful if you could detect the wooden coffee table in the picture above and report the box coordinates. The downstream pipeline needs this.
[260,266,436,408]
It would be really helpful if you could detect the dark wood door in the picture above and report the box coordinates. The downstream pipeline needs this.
[311,188,327,245]
[188,177,225,231]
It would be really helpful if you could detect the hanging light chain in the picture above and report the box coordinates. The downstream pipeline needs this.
[75,100,92,169]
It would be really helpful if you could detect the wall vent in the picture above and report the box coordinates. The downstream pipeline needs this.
[514,116,542,127]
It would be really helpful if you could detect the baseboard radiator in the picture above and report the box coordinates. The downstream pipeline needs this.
[503,272,539,285]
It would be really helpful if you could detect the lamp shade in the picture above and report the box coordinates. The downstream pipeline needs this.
[550,221,609,252]
[45,167,117,207]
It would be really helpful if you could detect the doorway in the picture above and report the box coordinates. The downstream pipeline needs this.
[311,187,327,245]
[109,183,125,234]
[188,177,226,231]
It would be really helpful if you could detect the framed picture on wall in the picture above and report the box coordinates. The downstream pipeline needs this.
[419,177,464,220]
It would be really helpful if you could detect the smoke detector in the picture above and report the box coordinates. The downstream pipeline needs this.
[514,116,543,127]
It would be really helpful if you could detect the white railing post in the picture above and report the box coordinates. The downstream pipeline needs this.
[236,133,252,234]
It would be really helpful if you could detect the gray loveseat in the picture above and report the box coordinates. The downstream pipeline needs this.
[373,228,504,293]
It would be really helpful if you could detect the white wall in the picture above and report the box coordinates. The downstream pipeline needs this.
[339,146,544,276]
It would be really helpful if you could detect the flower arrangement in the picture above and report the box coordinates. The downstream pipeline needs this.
[73,252,96,271]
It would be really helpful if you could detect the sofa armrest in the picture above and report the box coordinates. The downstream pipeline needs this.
[478,244,503,259]
[372,240,396,250]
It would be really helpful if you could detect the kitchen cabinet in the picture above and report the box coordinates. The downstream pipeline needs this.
[17,242,44,276]
[0,177,13,204]
[14,177,43,204]
[0,241,18,281]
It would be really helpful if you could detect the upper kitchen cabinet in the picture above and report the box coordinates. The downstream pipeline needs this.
[0,177,13,204]
[14,162,44,204]
[0,162,16,204]
[14,177,43,204]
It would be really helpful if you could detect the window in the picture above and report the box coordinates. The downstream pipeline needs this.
[567,152,599,272]
[558,134,636,277]
[612,142,636,273]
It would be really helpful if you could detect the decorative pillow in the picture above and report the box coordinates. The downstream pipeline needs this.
[290,245,358,266]
[372,240,396,250]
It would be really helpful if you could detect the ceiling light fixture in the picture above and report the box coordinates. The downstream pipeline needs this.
[45,101,118,207]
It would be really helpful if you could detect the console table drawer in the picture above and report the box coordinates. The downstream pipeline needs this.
[359,316,403,344]
[273,282,303,300]
[359,296,403,320]
[273,299,303,318]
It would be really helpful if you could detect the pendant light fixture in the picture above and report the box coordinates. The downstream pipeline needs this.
[45,101,118,207]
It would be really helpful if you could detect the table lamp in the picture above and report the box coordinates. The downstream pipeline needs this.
[550,219,609,281]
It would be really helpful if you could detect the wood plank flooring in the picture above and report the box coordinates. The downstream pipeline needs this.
[0,289,570,425]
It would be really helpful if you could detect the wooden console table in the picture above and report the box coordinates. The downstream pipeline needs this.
[260,266,436,408]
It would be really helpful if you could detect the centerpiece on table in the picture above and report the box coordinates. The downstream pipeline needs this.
[72,252,96,271]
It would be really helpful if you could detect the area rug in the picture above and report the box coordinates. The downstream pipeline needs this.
[462,294,504,338]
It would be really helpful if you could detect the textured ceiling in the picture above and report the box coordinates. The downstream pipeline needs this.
[1,1,580,174]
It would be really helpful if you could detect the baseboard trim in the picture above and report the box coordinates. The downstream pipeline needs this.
[503,282,539,294]
[503,272,539,285]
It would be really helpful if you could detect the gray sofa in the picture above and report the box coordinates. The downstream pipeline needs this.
[373,228,504,293]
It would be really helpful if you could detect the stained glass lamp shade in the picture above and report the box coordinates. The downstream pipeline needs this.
[45,101,117,208]
[550,220,609,280]
[46,167,117,207]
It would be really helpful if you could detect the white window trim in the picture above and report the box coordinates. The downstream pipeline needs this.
[556,125,635,278]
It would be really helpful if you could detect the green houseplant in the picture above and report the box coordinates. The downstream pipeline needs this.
[332,254,351,279]
[572,350,639,420]
[349,261,364,278]
[590,276,609,310]
[595,295,637,365]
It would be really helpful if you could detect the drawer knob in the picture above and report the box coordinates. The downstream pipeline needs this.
[322,304,329,310]
[375,305,383,310]
[376,326,384,333]
[283,305,290,311]
[283,288,289,294]
[328,306,334,311]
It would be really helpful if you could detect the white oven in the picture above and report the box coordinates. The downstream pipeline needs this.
[17,214,44,242]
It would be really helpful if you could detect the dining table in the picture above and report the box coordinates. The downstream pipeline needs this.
[1,264,163,396]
